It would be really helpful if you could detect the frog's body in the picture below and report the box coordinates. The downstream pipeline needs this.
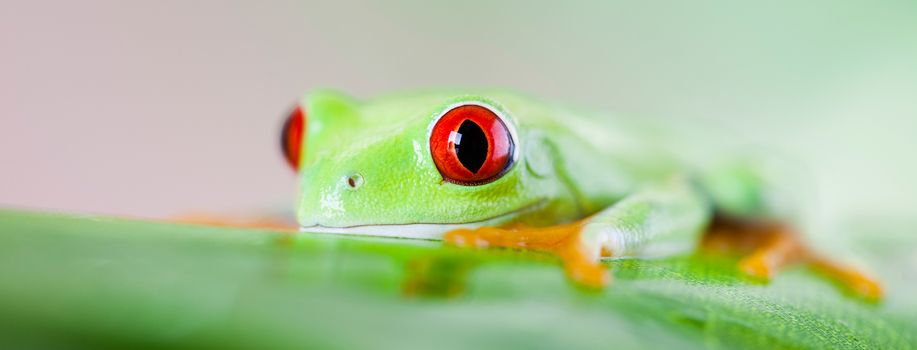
[284,89,880,300]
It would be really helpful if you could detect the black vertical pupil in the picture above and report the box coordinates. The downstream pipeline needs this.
[455,120,488,173]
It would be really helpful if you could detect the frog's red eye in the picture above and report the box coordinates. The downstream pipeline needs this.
[280,105,306,171]
[430,104,514,185]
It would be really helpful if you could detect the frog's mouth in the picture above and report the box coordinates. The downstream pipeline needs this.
[299,200,546,240]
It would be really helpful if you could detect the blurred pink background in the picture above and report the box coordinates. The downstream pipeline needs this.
[2,1,916,223]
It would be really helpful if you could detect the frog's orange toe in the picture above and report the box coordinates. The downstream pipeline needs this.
[850,275,884,301]
[565,260,611,289]
[810,257,884,302]
[442,221,614,290]
[171,214,297,232]
[443,229,490,248]
[738,254,775,281]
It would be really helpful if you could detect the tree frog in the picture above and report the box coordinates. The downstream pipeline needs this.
[279,89,881,300]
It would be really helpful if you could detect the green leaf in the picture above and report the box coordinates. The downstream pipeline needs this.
[0,210,913,349]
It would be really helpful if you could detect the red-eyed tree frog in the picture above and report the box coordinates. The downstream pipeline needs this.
[278,89,882,300]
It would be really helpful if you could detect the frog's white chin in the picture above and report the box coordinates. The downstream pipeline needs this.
[299,200,548,240]
[299,222,490,241]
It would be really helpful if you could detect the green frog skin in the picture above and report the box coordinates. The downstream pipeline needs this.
[279,89,881,300]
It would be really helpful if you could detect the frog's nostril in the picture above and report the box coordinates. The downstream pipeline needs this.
[345,173,364,189]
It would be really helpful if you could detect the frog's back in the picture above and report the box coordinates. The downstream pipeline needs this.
[479,90,803,222]
[490,92,688,214]
[360,89,798,221]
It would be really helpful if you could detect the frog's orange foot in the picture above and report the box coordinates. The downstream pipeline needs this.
[736,250,883,301]
[443,228,494,248]
[809,257,884,302]
[844,273,883,302]
[402,256,473,298]
[443,222,611,289]
[563,256,611,289]
[172,213,297,232]
[738,254,774,280]
[705,215,883,301]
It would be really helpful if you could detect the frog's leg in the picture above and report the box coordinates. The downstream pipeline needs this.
[171,214,298,233]
[702,215,883,300]
[701,215,807,276]
[445,177,711,288]
[698,159,883,300]
[446,220,610,287]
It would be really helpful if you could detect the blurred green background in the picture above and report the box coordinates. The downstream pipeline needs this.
[2,1,916,348]
[2,1,916,223]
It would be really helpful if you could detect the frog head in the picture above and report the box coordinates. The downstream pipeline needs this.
[280,90,573,239]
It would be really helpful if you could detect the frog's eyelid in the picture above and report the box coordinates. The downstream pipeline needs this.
[280,104,307,171]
